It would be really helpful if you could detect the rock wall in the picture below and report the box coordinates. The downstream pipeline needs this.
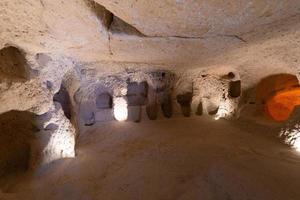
[1,0,300,172]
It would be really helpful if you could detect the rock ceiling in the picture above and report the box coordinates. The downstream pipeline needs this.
[0,0,299,69]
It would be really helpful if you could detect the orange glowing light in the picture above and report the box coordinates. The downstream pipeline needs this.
[256,74,300,122]
[265,88,300,121]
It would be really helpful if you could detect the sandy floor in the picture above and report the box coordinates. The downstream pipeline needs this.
[1,116,300,200]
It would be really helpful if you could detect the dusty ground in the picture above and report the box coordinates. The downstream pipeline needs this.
[1,116,300,200]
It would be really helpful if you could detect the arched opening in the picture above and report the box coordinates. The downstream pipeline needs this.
[0,111,38,179]
[53,84,72,120]
[0,46,29,81]
[256,74,300,122]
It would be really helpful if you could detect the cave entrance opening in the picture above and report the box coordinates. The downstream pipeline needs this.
[256,74,300,122]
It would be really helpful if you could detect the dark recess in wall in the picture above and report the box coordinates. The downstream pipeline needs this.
[0,46,29,81]
[53,85,72,119]
[0,111,38,179]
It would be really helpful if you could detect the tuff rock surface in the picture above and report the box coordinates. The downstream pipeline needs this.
[1,0,300,180]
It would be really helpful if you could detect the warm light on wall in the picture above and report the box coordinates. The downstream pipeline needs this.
[256,74,300,122]
[215,104,227,120]
[113,97,128,121]
[293,138,300,152]
[280,124,300,152]
[214,99,238,120]
[265,88,300,121]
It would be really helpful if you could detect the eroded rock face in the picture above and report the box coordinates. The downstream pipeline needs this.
[1,0,300,176]
[177,67,242,119]
[95,0,300,37]
[36,103,76,165]
[0,103,76,177]
[0,47,79,171]
[0,0,110,63]
[1,0,300,67]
